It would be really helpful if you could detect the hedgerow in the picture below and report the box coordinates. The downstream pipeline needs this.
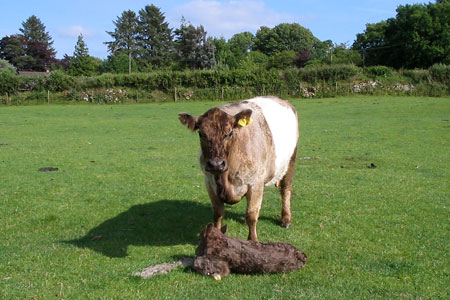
[0,64,449,103]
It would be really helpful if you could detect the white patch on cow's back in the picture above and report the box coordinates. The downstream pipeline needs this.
[247,97,298,186]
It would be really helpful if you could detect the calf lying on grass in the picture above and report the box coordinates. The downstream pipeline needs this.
[193,224,307,280]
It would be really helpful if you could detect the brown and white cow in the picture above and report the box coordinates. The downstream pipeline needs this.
[179,96,299,241]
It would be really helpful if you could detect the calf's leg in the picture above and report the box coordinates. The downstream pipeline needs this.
[279,147,297,228]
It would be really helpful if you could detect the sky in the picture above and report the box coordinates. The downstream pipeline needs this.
[1,0,426,59]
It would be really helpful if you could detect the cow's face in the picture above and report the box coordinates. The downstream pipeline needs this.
[179,108,252,174]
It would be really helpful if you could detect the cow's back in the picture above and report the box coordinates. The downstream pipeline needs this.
[246,96,299,186]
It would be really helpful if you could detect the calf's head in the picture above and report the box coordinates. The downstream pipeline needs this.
[195,223,228,256]
[179,107,253,174]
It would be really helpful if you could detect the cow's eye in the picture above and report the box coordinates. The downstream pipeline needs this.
[199,132,206,139]
[224,130,233,140]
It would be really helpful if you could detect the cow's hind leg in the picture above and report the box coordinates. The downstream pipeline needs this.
[279,147,297,228]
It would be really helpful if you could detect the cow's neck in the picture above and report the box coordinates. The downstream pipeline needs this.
[214,171,241,205]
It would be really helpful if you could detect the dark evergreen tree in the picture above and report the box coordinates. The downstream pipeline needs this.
[68,34,100,76]
[19,15,56,70]
[105,10,139,74]
[0,35,37,71]
[174,18,216,69]
[137,5,173,68]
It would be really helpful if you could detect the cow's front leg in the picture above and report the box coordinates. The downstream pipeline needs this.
[212,199,225,229]
[205,177,225,229]
[245,184,264,242]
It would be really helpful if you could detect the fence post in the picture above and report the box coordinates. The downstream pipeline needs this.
[174,87,178,102]
[221,87,224,101]
[6,92,9,105]
[47,90,50,104]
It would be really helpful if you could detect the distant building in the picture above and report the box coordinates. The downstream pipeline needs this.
[18,70,51,76]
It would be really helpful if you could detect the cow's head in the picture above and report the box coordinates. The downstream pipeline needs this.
[179,107,253,174]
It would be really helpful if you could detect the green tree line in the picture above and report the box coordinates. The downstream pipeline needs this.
[0,1,449,76]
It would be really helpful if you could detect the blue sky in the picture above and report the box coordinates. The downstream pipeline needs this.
[1,0,425,59]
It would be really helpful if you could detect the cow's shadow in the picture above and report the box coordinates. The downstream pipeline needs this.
[66,199,251,258]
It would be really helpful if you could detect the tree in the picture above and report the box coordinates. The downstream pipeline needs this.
[353,22,388,67]
[268,50,296,69]
[229,32,254,53]
[212,37,233,70]
[227,32,254,69]
[101,53,137,73]
[68,34,100,76]
[238,51,268,71]
[19,15,56,70]
[253,23,319,56]
[174,18,216,69]
[137,5,173,69]
[106,10,139,74]
[0,35,30,70]
[353,1,450,68]
[55,54,72,71]
[307,41,362,66]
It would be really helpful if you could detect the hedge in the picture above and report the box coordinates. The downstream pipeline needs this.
[1,64,449,100]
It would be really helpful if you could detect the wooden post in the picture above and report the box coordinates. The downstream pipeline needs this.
[221,87,224,101]
[6,92,9,105]
[174,87,178,102]
[47,90,50,104]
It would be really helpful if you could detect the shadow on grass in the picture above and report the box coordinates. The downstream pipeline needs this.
[66,199,255,258]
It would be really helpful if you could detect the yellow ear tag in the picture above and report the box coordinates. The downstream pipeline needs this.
[238,117,253,127]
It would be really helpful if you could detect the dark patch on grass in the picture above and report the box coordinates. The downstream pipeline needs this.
[38,167,59,172]
[362,259,416,276]
[65,200,251,258]
[41,215,58,224]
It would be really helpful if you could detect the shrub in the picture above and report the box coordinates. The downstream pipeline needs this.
[429,64,450,84]
[365,66,393,78]
[0,70,20,94]
[46,70,74,92]
[300,64,360,83]
[402,69,431,83]
[0,59,17,73]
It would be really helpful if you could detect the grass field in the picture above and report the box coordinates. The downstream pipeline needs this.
[0,96,449,299]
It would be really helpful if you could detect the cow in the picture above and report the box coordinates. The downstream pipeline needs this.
[178,96,299,241]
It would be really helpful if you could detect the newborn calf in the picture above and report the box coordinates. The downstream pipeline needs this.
[193,224,307,279]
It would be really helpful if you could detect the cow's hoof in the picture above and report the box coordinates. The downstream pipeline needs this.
[281,222,291,229]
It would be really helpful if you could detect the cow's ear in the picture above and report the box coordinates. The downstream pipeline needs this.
[178,113,198,131]
[221,224,228,234]
[234,109,253,128]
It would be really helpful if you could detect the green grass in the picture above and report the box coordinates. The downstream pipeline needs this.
[0,96,449,299]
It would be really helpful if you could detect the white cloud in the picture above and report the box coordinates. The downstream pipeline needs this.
[174,0,305,38]
[58,25,95,38]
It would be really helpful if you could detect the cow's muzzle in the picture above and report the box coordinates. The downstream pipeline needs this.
[205,158,228,174]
